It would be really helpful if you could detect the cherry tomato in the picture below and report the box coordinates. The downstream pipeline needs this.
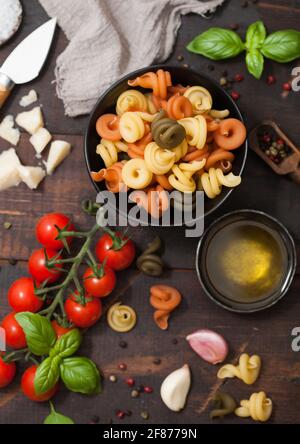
[65,293,102,328]
[51,320,74,339]
[95,231,136,271]
[21,365,58,402]
[1,313,27,349]
[7,277,43,313]
[35,213,74,250]
[28,248,63,284]
[0,355,16,388]
[83,264,116,298]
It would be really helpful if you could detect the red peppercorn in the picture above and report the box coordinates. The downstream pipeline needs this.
[282,82,291,91]
[116,410,125,419]
[119,363,127,371]
[231,91,240,101]
[125,377,135,387]
[277,139,285,145]
[144,386,153,394]
[234,73,244,82]
[262,134,271,143]
[267,75,276,85]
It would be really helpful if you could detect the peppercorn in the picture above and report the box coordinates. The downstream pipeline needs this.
[229,23,239,31]
[267,75,276,85]
[177,55,184,62]
[131,389,139,398]
[125,377,135,387]
[137,384,145,393]
[141,411,149,420]
[119,340,127,349]
[219,77,227,86]
[221,70,228,77]
[119,363,127,371]
[116,410,125,419]
[125,410,132,417]
[234,73,244,82]
[3,222,12,230]
[172,338,178,345]
[9,258,17,266]
[183,63,190,69]
[153,358,161,365]
[144,386,153,394]
[282,82,291,91]
[109,375,117,383]
[231,91,240,101]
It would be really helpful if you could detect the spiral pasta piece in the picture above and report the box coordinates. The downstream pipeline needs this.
[107,302,137,333]
[168,164,196,192]
[214,118,247,150]
[136,237,164,276]
[145,93,158,114]
[151,110,186,149]
[135,111,159,122]
[209,109,230,119]
[170,139,188,162]
[91,161,128,193]
[116,89,148,115]
[96,114,121,141]
[165,94,193,120]
[171,191,196,212]
[130,185,169,219]
[150,285,182,330]
[119,112,145,143]
[205,149,234,170]
[96,139,128,167]
[217,353,261,385]
[127,123,152,159]
[122,158,153,189]
[198,168,241,199]
[154,174,174,191]
[183,86,213,114]
[144,142,176,175]
[210,391,237,419]
[128,69,172,99]
[168,84,189,95]
[235,392,272,422]
[182,145,209,162]
[179,115,207,149]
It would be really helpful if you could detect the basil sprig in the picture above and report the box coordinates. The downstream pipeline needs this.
[187,21,300,79]
[16,313,101,396]
[44,402,74,424]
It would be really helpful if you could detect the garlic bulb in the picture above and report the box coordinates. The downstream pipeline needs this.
[160,364,191,412]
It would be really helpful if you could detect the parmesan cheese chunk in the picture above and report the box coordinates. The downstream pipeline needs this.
[18,165,46,190]
[29,127,52,156]
[45,140,72,175]
[16,106,44,135]
[19,90,38,107]
[0,148,21,191]
[0,115,20,146]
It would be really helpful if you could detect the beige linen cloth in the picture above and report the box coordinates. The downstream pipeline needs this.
[39,0,225,117]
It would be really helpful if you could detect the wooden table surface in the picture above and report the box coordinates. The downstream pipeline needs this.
[0,0,299,425]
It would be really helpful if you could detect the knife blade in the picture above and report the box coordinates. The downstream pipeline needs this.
[0,18,57,109]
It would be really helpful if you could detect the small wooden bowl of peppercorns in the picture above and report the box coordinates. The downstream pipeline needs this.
[249,120,300,184]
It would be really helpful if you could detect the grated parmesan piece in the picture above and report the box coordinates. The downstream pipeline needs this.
[29,127,52,156]
[45,140,72,175]
[19,90,38,108]
[0,115,20,146]
[0,148,21,191]
[18,165,46,190]
[16,106,44,135]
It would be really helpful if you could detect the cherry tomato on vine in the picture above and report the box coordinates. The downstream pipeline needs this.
[35,213,74,250]
[21,366,58,402]
[1,313,27,349]
[83,264,116,298]
[0,355,16,388]
[28,248,63,284]
[65,293,102,328]
[95,231,136,271]
[7,277,43,313]
[51,320,74,339]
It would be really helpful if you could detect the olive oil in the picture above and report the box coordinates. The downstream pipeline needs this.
[206,221,287,302]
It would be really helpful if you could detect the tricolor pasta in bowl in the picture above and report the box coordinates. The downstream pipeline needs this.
[85,66,247,221]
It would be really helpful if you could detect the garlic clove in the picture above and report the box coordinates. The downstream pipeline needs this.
[186,329,228,364]
[160,364,191,412]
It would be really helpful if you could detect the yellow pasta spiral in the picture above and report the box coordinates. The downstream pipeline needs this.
[145,93,158,114]
[235,392,273,422]
[116,90,148,115]
[96,139,128,168]
[171,139,188,162]
[183,86,213,114]
[121,158,153,189]
[119,112,145,143]
[198,168,241,199]
[217,353,261,385]
[135,111,159,122]
[107,302,137,333]
[168,162,204,193]
[144,142,176,175]
[209,109,230,119]
[179,115,207,149]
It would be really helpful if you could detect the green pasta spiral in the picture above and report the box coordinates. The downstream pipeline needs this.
[136,237,164,277]
[210,391,237,419]
[151,110,186,149]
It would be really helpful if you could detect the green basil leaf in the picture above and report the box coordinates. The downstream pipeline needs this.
[34,356,61,394]
[15,313,56,356]
[44,402,74,424]
[261,30,300,62]
[50,329,82,359]
[246,50,264,79]
[245,21,267,50]
[187,28,244,60]
[60,357,101,395]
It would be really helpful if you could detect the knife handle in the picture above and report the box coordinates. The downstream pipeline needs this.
[0,73,14,109]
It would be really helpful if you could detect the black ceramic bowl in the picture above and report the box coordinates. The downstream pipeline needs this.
[84,65,248,220]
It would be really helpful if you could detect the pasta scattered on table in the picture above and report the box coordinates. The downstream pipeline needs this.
[235,391,273,422]
[217,353,261,385]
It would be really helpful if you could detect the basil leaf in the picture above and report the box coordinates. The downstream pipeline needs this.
[246,50,264,79]
[15,313,56,356]
[34,356,61,394]
[44,402,74,424]
[60,357,101,395]
[245,21,266,50]
[261,30,300,62]
[50,329,82,359]
[187,28,244,60]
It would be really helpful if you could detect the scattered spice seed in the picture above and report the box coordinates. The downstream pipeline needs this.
[144,386,153,394]
[172,338,178,345]
[183,63,190,69]
[222,70,228,77]
[234,73,244,82]
[229,23,239,31]
[9,258,17,266]
[219,77,227,86]
[141,411,149,420]
[177,55,184,62]
[119,340,127,349]
[119,363,127,371]
[137,384,145,393]
[282,82,292,92]
[153,358,161,365]
[131,389,139,398]
[109,375,117,383]
[125,410,132,417]
[125,377,135,387]
[3,222,12,230]
[116,410,125,419]
[231,91,240,101]
[267,75,276,85]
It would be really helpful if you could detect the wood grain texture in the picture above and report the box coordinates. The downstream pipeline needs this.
[0,0,299,424]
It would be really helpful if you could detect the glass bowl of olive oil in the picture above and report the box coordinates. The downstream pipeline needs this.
[196,210,296,313]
